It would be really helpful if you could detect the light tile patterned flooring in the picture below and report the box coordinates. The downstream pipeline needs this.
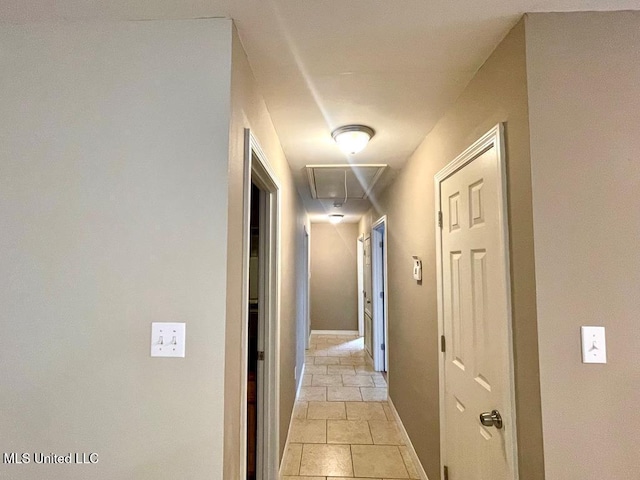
[281,333,421,480]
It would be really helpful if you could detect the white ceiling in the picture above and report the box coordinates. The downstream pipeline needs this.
[3,0,639,222]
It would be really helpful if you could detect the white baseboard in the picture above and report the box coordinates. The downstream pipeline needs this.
[279,410,295,478]
[388,396,430,480]
[310,329,359,336]
[295,363,305,399]
[281,363,306,478]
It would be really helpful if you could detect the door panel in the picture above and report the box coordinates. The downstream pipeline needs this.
[440,139,515,479]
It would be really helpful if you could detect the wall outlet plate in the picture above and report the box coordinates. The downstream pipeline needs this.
[581,326,606,364]
[151,322,186,358]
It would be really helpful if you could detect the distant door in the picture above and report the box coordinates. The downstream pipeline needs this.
[363,235,373,357]
[436,125,517,479]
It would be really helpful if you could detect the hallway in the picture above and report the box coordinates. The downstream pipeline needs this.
[280,333,422,479]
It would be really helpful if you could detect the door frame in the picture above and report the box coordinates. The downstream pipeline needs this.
[371,215,389,372]
[363,234,373,358]
[357,234,365,338]
[434,123,518,479]
[241,129,281,480]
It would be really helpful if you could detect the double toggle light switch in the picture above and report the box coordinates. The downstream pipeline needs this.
[151,322,186,358]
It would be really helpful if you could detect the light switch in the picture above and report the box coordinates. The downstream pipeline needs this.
[581,326,606,364]
[151,322,186,358]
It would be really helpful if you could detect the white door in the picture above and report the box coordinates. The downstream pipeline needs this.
[371,218,388,372]
[437,125,517,479]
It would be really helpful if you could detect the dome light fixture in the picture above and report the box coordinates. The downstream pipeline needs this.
[328,214,345,224]
[331,125,375,155]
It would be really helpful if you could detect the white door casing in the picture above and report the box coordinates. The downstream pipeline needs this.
[371,216,388,372]
[435,124,518,480]
[241,129,280,480]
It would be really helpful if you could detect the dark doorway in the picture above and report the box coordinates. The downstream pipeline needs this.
[247,182,260,480]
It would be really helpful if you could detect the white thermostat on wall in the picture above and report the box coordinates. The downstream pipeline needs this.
[412,256,422,281]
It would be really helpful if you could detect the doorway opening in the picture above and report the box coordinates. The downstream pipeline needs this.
[371,216,388,373]
[246,182,260,480]
[242,130,280,480]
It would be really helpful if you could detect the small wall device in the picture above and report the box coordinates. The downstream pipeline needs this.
[412,256,422,281]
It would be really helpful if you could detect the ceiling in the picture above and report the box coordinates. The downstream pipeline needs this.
[3,0,639,222]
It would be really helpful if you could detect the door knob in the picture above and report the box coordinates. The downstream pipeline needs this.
[479,410,503,429]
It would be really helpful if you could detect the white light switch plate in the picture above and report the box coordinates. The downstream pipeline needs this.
[581,326,606,364]
[151,322,186,358]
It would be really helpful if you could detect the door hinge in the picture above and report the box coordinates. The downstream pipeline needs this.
[257,351,265,361]
[381,343,385,351]
[444,465,449,480]
[440,335,446,353]
[379,291,384,299]
[379,241,383,248]
[438,211,443,228]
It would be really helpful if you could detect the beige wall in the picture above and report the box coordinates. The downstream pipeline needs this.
[295,210,312,377]
[526,12,640,479]
[225,25,306,476]
[0,19,232,479]
[365,20,544,480]
[310,223,359,331]
[358,209,379,239]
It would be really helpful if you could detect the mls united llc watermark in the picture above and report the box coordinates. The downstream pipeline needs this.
[3,452,99,465]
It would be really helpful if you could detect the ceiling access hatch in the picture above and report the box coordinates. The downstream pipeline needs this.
[306,164,387,200]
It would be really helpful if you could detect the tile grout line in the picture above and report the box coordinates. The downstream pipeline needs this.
[366,418,375,446]
[295,443,302,476]
[349,443,354,478]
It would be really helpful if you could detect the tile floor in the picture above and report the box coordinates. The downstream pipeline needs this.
[281,333,422,480]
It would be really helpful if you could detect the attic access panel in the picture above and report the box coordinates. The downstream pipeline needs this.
[306,164,387,200]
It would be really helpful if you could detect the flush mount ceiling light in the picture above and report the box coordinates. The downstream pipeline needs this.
[328,214,344,224]
[331,125,375,155]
